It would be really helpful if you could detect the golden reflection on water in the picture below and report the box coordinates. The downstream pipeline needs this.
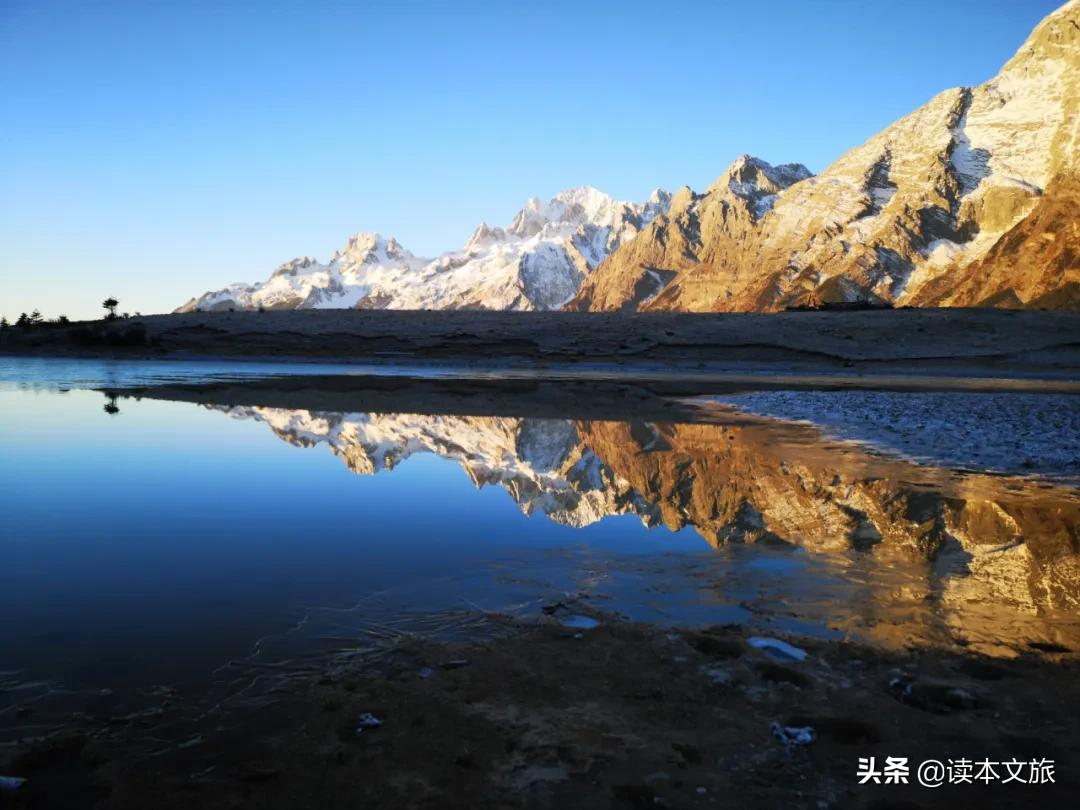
[195,397,1080,659]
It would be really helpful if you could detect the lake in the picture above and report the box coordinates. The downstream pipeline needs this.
[2,356,1079,743]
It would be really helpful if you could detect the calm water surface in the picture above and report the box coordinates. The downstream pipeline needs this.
[2,357,1079,737]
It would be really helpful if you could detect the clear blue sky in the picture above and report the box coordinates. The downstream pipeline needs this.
[0,0,1063,320]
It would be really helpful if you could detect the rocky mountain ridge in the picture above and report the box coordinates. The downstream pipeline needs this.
[573,1,1080,311]
[178,186,670,313]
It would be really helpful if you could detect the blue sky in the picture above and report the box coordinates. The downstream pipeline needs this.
[0,0,1063,320]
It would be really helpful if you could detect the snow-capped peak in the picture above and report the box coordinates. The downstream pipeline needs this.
[507,186,634,238]
[463,221,507,253]
[647,188,672,207]
[330,232,419,267]
[550,185,621,224]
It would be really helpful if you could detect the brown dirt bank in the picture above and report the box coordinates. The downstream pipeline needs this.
[3,309,1080,377]
[3,618,1078,810]
[104,368,1080,428]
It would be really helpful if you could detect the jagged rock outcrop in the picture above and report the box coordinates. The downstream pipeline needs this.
[910,173,1080,307]
[572,1,1080,311]
[570,157,812,310]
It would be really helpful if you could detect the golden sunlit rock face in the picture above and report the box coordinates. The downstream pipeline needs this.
[571,2,1080,312]
[216,402,1080,654]
[910,173,1080,308]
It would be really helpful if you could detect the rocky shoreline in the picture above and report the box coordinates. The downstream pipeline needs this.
[3,615,1079,809]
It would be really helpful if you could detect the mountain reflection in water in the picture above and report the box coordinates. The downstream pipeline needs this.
[3,372,1080,744]
[188,395,1080,658]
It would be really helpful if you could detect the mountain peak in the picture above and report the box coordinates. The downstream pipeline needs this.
[668,186,697,214]
[709,156,812,202]
[330,232,418,266]
[506,186,622,237]
[648,188,671,207]
[1006,0,1079,66]
[551,185,615,213]
[338,231,384,253]
[463,221,507,252]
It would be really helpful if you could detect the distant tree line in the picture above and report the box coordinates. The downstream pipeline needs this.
[0,298,140,330]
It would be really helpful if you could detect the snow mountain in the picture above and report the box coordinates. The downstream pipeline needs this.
[181,2,1078,314]
[177,187,670,313]
[177,234,427,312]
